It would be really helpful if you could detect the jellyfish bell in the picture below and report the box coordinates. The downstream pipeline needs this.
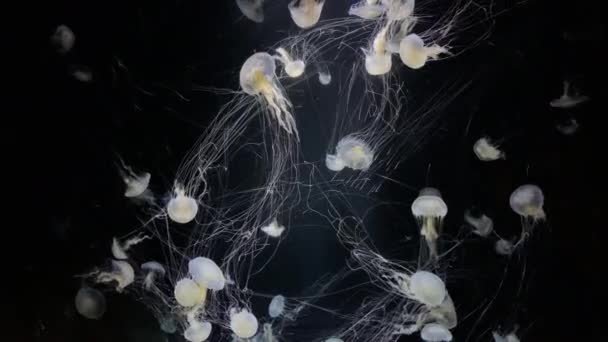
[141,261,166,290]
[420,323,453,342]
[50,24,75,54]
[184,321,212,342]
[275,48,306,78]
[288,0,325,29]
[268,295,285,318]
[411,188,448,218]
[75,287,106,319]
[167,187,198,224]
[473,137,505,161]
[325,153,346,171]
[399,34,447,69]
[509,184,545,220]
[123,172,151,198]
[492,331,520,342]
[329,135,374,171]
[549,81,589,109]
[261,219,285,238]
[464,210,494,237]
[318,71,331,85]
[495,238,514,256]
[174,278,207,308]
[409,271,447,307]
[230,308,259,338]
[188,257,226,291]
[365,53,392,75]
[348,1,387,19]
[159,315,177,334]
[325,338,344,342]
[236,0,265,23]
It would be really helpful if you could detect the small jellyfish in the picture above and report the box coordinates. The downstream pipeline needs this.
[236,0,265,23]
[50,24,75,54]
[261,219,286,238]
[550,81,589,109]
[348,1,387,19]
[318,71,331,85]
[364,27,392,75]
[409,271,447,307]
[275,48,306,78]
[174,278,207,308]
[95,260,135,292]
[111,234,150,260]
[167,187,198,224]
[509,184,545,221]
[158,315,177,334]
[123,172,151,198]
[495,238,514,256]
[70,65,93,82]
[230,308,259,339]
[240,52,297,136]
[411,188,448,261]
[188,257,226,291]
[492,330,520,342]
[399,34,447,69]
[325,338,344,342]
[464,210,494,237]
[421,323,453,342]
[326,135,374,171]
[288,0,325,29]
[268,295,285,318]
[141,261,166,290]
[184,321,212,342]
[75,287,106,319]
[473,137,505,161]
[556,118,579,135]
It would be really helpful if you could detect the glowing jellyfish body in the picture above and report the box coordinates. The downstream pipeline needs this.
[70,65,93,82]
[464,210,494,237]
[240,52,297,135]
[348,1,386,19]
[550,81,589,108]
[268,295,285,318]
[473,138,505,161]
[365,27,392,75]
[409,271,447,307]
[399,34,447,69]
[492,331,520,342]
[236,0,265,23]
[326,136,374,171]
[188,257,226,291]
[421,323,453,342]
[96,260,135,292]
[141,261,166,290]
[50,25,75,54]
[411,188,448,261]
[509,184,545,220]
[495,239,514,255]
[123,171,151,197]
[167,188,198,224]
[288,0,325,29]
[184,321,212,342]
[75,287,106,319]
[275,48,306,78]
[325,338,344,342]
[318,71,331,85]
[230,309,259,339]
[174,278,207,308]
[261,219,285,238]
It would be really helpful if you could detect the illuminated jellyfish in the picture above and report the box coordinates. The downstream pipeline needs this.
[230,308,259,338]
[174,278,207,308]
[399,33,448,69]
[69,65,93,82]
[50,24,75,54]
[408,271,447,307]
[268,294,285,318]
[325,338,344,342]
[317,64,331,85]
[184,321,212,342]
[240,52,297,136]
[421,323,453,341]
[326,135,374,171]
[550,81,589,109]
[556,118,579,135]
[167,186,198,224]
[492,329,520,342]
[275,47,306,78]
[348,0,387,19]
[111,234,150,259]
[261,218,286,238]
[464,209,494,237]
[509,185,545,221]
[288,0,325,29]
[141,261,166,290]
[188,257,226,291]
[473,137,505,161]
[123,172,151,198]
[95,260,135,292]
[364,26,393,75]
[236,0,265,23]
[75,287,106,319]
[495,238,514,256]
[411,188,448,261]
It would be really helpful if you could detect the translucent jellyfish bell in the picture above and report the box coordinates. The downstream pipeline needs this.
[509,184,545,220]
[495,238,514,256]
[159,315,177,334]
[184,321,212,342]
[464,210,494,237]
[318,71,331,85]
[174,278,207,308]
[75,287,106,319]
[123,172,151,197]
[268,294,285,318]
[549,81,589,109]
[188,257,226,291]
[348,1,387,19]
[275,48,306,78]
[95,260,135,292]
[50,24,75,54]
[364,27,392,76]
[70,65,93,82]
[236,0,265,23]
[420,323,453,342]
[261,219,286,238]
[327,135,374,171]
[409,271,447,307]
[325,338,344,342]
[288,0,325,29]
[167,187,198,224]
[492,330,520,342]
[411,188,448,218]
[399,34,447,69]
[230,309,259,338]
[141,261,166,290]
[473,137,505,161]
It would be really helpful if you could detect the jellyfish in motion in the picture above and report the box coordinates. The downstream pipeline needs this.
[268,294,285,318]
[495,238,514,256]
[167,186,198,224]
[550,81,589,109]
[473,137,505,161]
[288,0,325,29]
[240,52,297,136]
[364,27,393,75]
[188,257,226,291]
[174,278,207,308]
[348,1,387,19]
[70,65,93,82]
[275,47,306,78]
[50,24,75,54]
[326,135,374,171]
[236,0,265,23]
[75,287,106,319]
[510,184,545,221]
[111,234,150,260]
[261,219,286,238]
[95,260,135,292]
[411,188,448,261]
[318,69,331,85]
[184,320,212,342]
[492,330,520,342]
[464,209,493,237]
[421,323,453,341]
[230,308,259,338]
[141,261,166,290]
[399,34,448,69]
[408,271,447,307]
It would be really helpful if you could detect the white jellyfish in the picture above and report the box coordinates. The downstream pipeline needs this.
[420,323,453,341]
[167,187,198,224]
[363,26,393,75]
[325,338,344,342]
[174,278,207,308]
[348,1,387,19]
[464,210,494,237]
[268,295,285,318]
[495,238,514,256]
[75,287,106,319]
[556,118,579,135]
[95,260,135,292]
[288,0,325,29]
[275,47,306,78]
[70,65,93,82]
[326,135,374,171]
[399,34,447,69]
[318,71,331,85]
[188,257,226,291]
[184,321,212,342]
[409,271,447,307]
[236,0,265,23]
[549,81,589,109]
[411,188,448,261]
[111,234,150,260]
[492,330,520,342]
[230,308,259,339]
[141,261,166,290]
[50,24,75,54]
[123,172,151,198]
[240,52,297,135]
[473,137,505,161]
[509,184,545,220]
[261,219,286,238]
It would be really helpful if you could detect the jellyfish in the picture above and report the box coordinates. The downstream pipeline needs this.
[75,287,106,319]
[492,330,520,342]
[275,47,306,78]
[326,135,374,171]
[141,261,166,290]
[111,234,150,260]
[167,186,198,224]
[464,210,493,237]
[509,184,545,221]
[399,33,447,69]
[408,271,447,307]
[495,238,514,256]
[158,315,177,334]
[428,293,457,329]
[325,338,344,342]
[288,0,325,29]
[123,172,151,198]
[236,0,265,23]
[318,69,331,85]
[556,118,579,135]
[188,257,226,291]
[549,81,589,109]
[70,65,93,82]
[473,137,505,161]
[261,219,286,238]
[348,1,387,19]
[50,24,75,54]
[95,260,135,292]
[411,188,448,261]
[268,295,285,318]
[240,52,297,136]
[421,323,453,341]
[230,308,259,339]
[174,278,207,308]
[184,321,212,342]
[364,27,392,75]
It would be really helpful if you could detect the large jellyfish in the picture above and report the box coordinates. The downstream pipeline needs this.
[411,188,448,261]
[50,24,75,54]
[167,186,198,224]
[326,135,374,171]
[399,33,448,69]
[288,0,325,29]
[364,27,393,75]
[261,218,286,238]
[236,0,265,23]
[230,308,259,338]
[275,47,306,78]
[174,278,207,308]
[240,52,297,136]
[188,257,226,291]
[549,81,589,109]
[473,137,505,161]
[95,260,135,292]
[75,287,106,319]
